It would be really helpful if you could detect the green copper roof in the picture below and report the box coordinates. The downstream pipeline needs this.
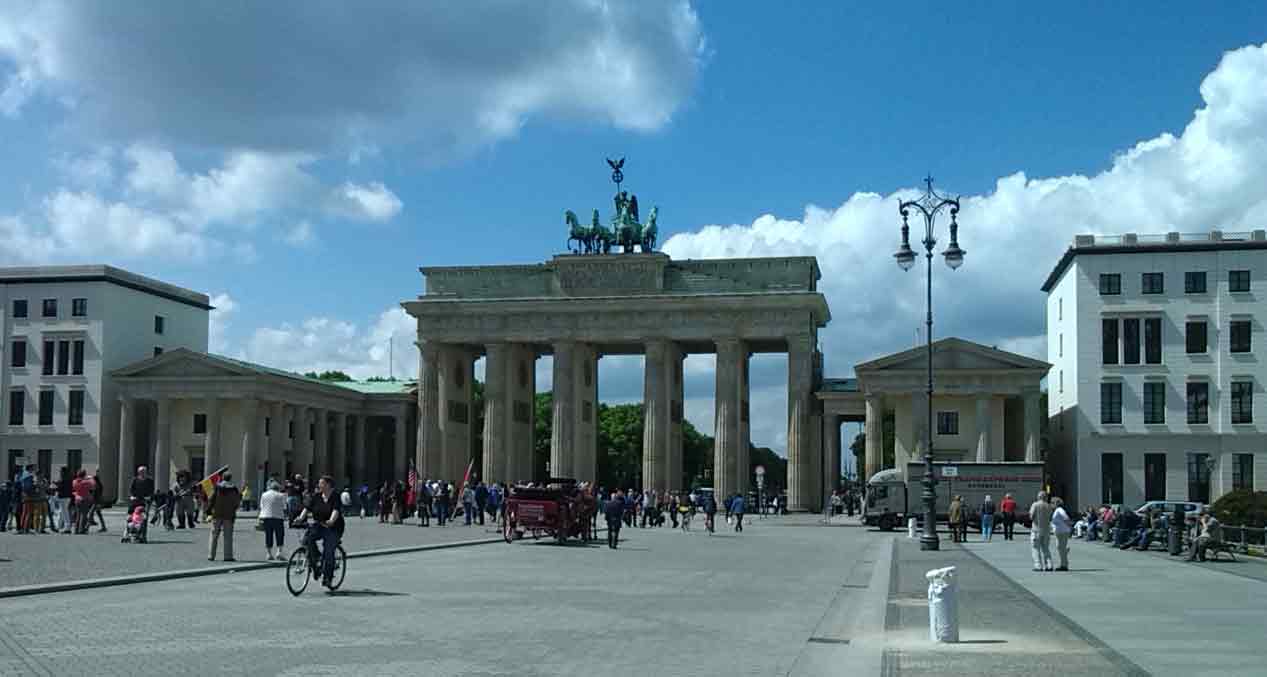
[334,380,416,395]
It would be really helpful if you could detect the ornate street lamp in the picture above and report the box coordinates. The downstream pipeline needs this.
[894,176,965,551]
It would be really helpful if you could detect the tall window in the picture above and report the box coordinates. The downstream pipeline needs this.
[66,449,82,474]
[10,339,25,368]
[1229,269,1251,293]
[68,390,84,426]
[71,340,84,375]
[41,299,57,318]
[1142,272,1164,294]
[936,411,959,435]
[37,389,54,426]
[1102,318,1119,364]
[1231,381,1253,424]
[41,340,54,376]
[1230,320,1252,353]
[1144,382,1166,424]
[1187,382,1210,424]
[1100,382,1123,424]
[1185,321,1207,354]
[1102,453,1124,504]
[154,315,165,335]
[1099,273,1121,295]
[1145,318,1162,364]
[11,299,26,318]
[8,390,24,425]
[1123,318,1140,364]
[193,414,207,434]
[1185,271,1207,294]
[71,298,87,317]
[56,340,69,375]
[1187,453,1211,503]
[37,450,51,480]
[1233,454,1254,492]
[1144,453,1167,502]
[1058,333,1063,357]
[153,347,163,357]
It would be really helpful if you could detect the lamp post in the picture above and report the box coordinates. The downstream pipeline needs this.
[894,176,965,552]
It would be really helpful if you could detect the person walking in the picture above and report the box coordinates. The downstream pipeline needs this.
[1051,497,1072,571]
[461,483,476,526]
[732,493,746,532]
[980,495,996,542]
[1029,491,1054,572]
[71,470,94,534]
[207,471,242,562]
[475,482,489,526]
[948,495,963,543]
[417,480,432,527]
[174,469,196,529]
[259,479,287,561]
[604,489,625,549]
[52,467,73,534]
[999,493,1017,541]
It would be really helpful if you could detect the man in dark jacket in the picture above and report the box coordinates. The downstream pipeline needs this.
[604,490,626,549]
[207,472,242,562]
[129,466,154,511]
[474,482,489,526]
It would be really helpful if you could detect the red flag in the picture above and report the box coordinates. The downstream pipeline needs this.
[461,459,474,488]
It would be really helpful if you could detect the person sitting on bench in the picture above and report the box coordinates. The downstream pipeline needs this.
[1185,513,1223,562]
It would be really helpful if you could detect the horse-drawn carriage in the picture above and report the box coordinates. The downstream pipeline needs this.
[503,479,595,545]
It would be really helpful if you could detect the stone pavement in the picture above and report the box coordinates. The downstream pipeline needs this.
[959,534,1267,676]
[0,510,510,590]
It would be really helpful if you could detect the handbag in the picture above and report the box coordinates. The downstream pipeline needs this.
[254,518,265,532]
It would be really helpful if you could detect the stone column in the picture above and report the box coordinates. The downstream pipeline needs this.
[333,411,348,487]
[714,338,743,501]
[417,342,441,480]
[312,407,328,476]
[154,398,173,491]
[116,396,136,502]
[482,343,510,485]
[573,345,599,484]
[786,333,815,511]
[241,398,262,494]
[667,345,685,492]
[393,409,408,481]
[735,345,752,497]
[353,414,367,487]
[910,391,929,468]
[824,414,841,497]
[437,345,475,483]
[864,394,882,481]
[293,404,310,480]
[550,341,576,479]
[204,397,221,473]
[642,340,669,492]
[1024,389,1041,462]
[975,394,992,463]
[267,401,285,479]
[507,345,536,484]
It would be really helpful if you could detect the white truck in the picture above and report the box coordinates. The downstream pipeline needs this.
[863,461,1045,531]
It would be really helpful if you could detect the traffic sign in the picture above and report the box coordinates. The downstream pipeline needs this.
[941,466,959,478]
[754,465,766,476]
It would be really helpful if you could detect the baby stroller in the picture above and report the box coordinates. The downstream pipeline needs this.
[121,502,149,543]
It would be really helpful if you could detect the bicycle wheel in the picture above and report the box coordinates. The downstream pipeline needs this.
[328,545,347,591]
[285,548,310,596]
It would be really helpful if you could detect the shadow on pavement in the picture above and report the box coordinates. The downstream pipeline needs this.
[956,639,1008,645]
[326,588,408,597]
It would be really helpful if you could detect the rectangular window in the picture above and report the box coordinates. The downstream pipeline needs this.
[193,413,207,434]
[154,315,165,334]
[1058,333,1063,358]
[1231,381,1253,424]
[1099,273,1121,295]
[936,411,959,435]
[1231,320,1252,353]
[37,450,51,481]
[1144,382,1165,424]
[1123,318,1140,364]
[1187,453,1211,503]
[11,299,26,318]
[1230,270,1251,293]
[309,423,315,441]
[56,340,69,375]
[1185,321,1207,354]
[153,346,163,357]
[1142,272,1164,294]
[265,417,271,436]
[72,340,84,375]
[8,390,24,425]
[1187,382,1210,424]
[37,389,54,426]
[41,299,57,318]
[1144,318,1162,364]
[1058,298,1062,321]
[1101,453,1124,504]
[71,298,87,317]
[1059,370,1063,393]
[1144,453,1167,502]
[10,339,25,368]
[1185,271,1207,294]
[1233,453,1254,492]
[1100,382,1123,424]
[1102,318,1119,364]
[41,340,54,376]
[68,390,84,426]
[66,449,82,475]
[289,421,295,439]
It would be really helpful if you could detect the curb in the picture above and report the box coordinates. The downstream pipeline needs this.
[0,533,511,600]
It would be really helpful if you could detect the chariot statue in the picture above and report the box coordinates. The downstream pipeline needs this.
[564,158,658,255]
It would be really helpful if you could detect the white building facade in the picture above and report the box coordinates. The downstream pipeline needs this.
[0,266,211,498]
[1044,231,1267,510]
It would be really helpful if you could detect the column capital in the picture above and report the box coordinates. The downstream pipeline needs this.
[786,332,814,353]
[644,339,670,359]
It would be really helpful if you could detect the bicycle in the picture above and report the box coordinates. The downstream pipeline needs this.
[679,507,693,532]
[285,521,347,596]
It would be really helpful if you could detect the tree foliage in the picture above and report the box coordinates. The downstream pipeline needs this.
[1210,489,1267,528]
[304,370,353,381]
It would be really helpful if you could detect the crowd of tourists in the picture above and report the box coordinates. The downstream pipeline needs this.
[1,464,108,534]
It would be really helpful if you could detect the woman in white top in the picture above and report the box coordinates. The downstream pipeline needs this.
[258,480,288,561]
[1051,497,1072,572]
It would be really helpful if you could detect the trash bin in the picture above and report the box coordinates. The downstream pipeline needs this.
[908,517,917,538]
[926,565,959,643]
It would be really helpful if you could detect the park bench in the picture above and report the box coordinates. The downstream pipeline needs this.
[1203,540,1237,562]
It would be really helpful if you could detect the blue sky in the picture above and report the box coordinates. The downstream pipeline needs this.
[2,2,1267,460]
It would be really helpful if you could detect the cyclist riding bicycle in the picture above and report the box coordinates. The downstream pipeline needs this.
[291,475,344,588]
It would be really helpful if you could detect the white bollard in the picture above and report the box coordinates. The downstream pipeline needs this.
[925,566,959,643]
[908,517,917,538]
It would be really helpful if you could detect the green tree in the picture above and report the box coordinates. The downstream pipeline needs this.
[365,375,397,382]
[533,392,552,481]
[596,402,644,488]
[850,432,865,459]
[681,420,713,489]
[304,370,353,381]
[748,445,787,493]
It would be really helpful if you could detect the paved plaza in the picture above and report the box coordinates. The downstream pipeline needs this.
[2,516,1266,675]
